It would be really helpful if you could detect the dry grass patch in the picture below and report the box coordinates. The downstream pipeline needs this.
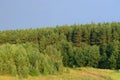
[0,68,120,80]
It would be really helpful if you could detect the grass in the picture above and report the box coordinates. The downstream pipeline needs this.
[0,67,120,80]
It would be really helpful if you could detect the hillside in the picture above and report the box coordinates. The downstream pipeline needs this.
[0,22,120,78]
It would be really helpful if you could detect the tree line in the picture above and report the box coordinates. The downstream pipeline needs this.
[0,22,120,77]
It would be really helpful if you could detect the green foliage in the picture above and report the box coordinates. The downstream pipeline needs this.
[0,43,63,77]
[14,45,29,78]
[0,22,120,77]
[57,41,75,67]
[0,43,17,76]
[75,44,100,67]
[99,44,109,68]
[109,55,116,69]
[43,45,63,74]
[99,40,120,69]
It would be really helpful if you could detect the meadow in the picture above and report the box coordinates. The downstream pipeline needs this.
[0,67,120,80]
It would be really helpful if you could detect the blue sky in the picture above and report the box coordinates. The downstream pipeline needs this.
[0,0,120,30]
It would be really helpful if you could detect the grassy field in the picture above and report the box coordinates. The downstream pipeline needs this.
[0,67,120,80]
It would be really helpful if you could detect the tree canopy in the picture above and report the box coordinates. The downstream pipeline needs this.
[0,22,120,77]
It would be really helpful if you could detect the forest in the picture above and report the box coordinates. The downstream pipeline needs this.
[0,22,120,78]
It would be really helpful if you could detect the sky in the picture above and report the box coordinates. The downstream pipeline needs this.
[0,0,120,30]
